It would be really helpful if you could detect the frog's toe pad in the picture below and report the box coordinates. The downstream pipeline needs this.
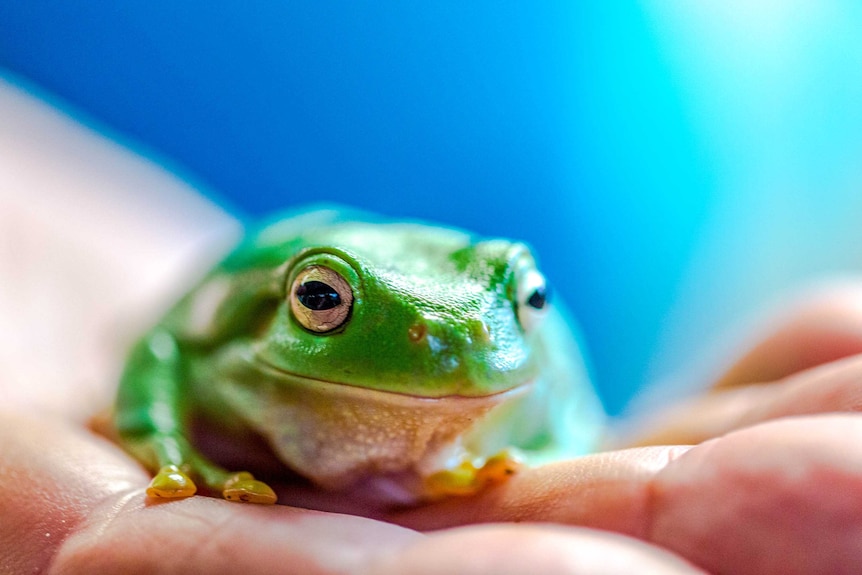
[476,451,524,484]
[424,451,523,499]
[424,462,481,497]
[223,472,277,505]
[147,465,197,500]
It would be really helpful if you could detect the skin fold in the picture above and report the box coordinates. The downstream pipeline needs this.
[6,283,862,574]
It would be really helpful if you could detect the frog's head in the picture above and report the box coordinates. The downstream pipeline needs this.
[254,222,551,398]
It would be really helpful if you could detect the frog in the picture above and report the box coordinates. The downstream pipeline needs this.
[115,206,604,505]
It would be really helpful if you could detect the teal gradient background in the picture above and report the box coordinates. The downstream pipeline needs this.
[3,3,862,414]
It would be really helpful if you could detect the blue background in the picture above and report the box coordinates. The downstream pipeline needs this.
[3,3,862,414]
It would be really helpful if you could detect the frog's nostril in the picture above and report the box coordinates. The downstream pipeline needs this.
[407,322,427,343]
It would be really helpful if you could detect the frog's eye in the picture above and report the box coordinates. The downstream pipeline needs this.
[290,265,354,333]
[516,268,550,332]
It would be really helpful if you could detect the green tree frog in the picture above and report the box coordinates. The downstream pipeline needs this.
[115,207,603,505]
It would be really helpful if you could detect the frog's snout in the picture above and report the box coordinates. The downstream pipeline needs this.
[403,314,524,390]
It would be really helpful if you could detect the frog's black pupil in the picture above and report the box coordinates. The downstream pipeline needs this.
[527,287,547,310]
[297,281,341,311]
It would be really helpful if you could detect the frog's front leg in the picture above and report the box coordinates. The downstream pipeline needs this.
[122,433,277,504]
[116,329,277,504]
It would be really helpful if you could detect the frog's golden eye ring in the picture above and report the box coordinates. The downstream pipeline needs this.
[290,265,353,333]
[516,267,550,332]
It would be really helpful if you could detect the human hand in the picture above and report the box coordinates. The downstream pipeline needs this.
[1,83,698,574]
[6,284,862,574]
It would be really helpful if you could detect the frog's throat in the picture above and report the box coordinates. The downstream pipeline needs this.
[222,355,534,492]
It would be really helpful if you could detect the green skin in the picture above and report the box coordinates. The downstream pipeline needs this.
[116,207,604,505]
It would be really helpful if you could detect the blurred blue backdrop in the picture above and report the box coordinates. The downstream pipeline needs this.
[3,2,862,414]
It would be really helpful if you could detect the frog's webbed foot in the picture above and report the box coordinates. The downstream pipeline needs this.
[423,450,523,498]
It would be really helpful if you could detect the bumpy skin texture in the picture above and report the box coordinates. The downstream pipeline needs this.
[115,207,603,504]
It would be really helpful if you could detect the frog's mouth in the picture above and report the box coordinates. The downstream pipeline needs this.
[253,355,531,401]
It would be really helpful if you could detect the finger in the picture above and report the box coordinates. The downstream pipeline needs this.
[0,411,149,574]
[366,524,706,575]
[53,493,420,575]
[714,281,862,390]
[649,414,862,575]
[628,282,862,446]
[389,446,691,534]
[629,352,862,447]
[399,414,862,575]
